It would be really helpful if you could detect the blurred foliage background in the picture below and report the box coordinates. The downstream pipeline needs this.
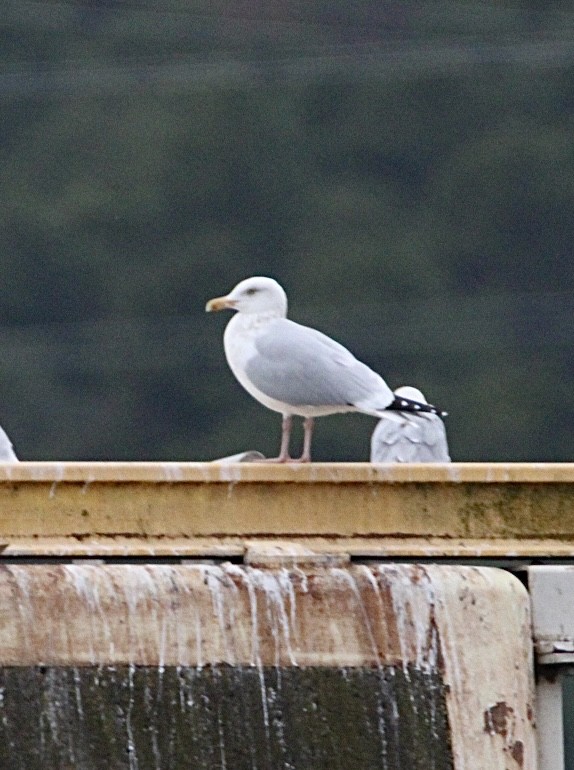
[1,0,574,461]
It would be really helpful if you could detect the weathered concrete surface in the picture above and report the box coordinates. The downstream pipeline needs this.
[0,462,572,557]
[0,564,535,769]
[0,666,451,770]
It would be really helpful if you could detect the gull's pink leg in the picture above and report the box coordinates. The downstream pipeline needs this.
[263,414,293,463]
[296,417,314,463]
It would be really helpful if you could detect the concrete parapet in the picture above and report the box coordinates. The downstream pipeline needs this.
[0,461,570,557]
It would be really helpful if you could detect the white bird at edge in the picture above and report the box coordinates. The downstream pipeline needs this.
[0,424,18,462]
[206,276,446,463]
[370,386,451,463]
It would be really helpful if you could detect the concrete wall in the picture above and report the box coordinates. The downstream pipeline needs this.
[0,462,556,767]
[0,563,534,769]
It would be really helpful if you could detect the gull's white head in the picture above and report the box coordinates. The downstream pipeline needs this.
[394,385,427,404]
[206,276,288,317]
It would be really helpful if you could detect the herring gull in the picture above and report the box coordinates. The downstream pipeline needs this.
[371,386,450,463]
[206,276,445,462]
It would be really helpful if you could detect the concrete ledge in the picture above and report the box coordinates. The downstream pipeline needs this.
[0,462,572,557]
[3,460,574,483]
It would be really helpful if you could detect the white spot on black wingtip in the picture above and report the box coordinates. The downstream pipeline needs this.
[387,395,447,417]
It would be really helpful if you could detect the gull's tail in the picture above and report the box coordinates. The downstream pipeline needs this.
[386,395,447,418]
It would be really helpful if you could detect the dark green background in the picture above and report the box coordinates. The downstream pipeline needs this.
[2,1,574,462]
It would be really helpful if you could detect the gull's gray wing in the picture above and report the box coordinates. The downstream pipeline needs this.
[370,413,450,463]
[244,319,393,409]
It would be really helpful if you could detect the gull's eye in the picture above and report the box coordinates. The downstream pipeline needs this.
[245,287,258,296]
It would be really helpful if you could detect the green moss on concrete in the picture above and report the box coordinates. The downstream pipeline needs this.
[0,665,453,770]
[455,483,574,539]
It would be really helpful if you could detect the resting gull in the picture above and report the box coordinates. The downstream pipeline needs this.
[206,276,445,462]
[370,386,450,463]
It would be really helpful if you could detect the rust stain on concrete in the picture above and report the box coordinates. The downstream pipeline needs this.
[484,702,527,768]
[484,701,515,737]
[511,740,524,767]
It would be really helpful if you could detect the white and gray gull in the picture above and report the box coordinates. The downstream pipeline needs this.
[206,276,445,462]
[370,386,450,463]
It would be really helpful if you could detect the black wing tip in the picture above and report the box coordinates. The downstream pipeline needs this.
[387,396,447,418]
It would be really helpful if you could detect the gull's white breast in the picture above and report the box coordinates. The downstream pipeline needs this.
[223,313,292,415]
[223,312,359,418]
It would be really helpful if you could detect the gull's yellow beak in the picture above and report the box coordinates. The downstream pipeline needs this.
[205,295,236,312]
